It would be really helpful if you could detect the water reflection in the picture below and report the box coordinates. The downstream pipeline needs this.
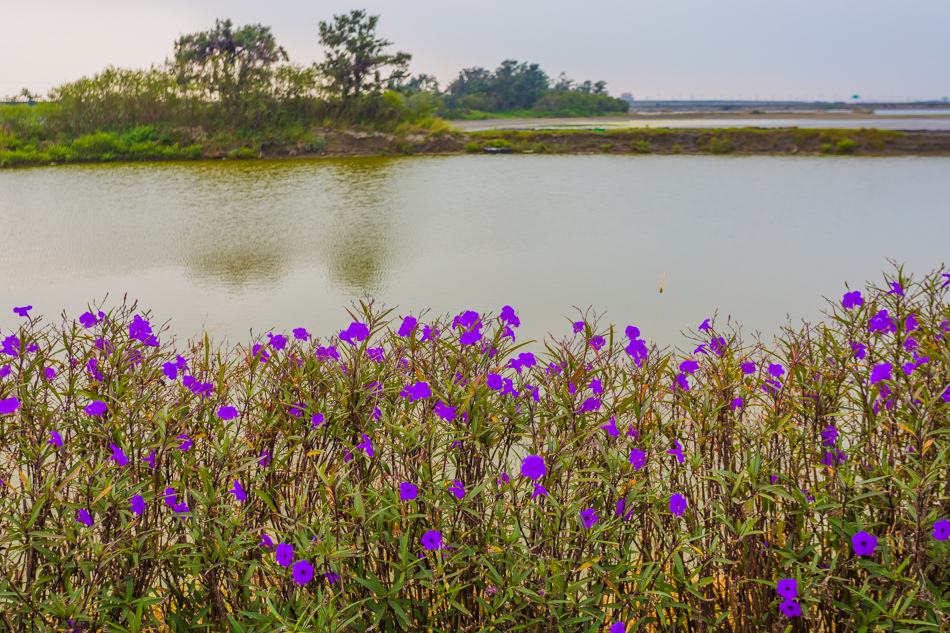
[319,158,406,293]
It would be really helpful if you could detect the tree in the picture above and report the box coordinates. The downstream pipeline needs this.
[317,10,411,101]
[173,19,288,106]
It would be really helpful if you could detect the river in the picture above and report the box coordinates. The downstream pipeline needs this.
[1,155,947,349]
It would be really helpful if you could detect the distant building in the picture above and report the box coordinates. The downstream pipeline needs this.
[620,92,634,103]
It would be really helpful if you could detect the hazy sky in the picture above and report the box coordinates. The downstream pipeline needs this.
[4,0,949,102]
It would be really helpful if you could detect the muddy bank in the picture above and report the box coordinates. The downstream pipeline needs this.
[276,127,950,160]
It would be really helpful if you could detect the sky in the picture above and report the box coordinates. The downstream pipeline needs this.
[3,0,949,102]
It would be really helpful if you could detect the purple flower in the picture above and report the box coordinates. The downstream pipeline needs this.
[176,435,192,451]
[821,448,848,468]
[530,483,548,499]
[293,559,314,584]
[397,316,418,337]
[698,318,711,331]
[421,530,443,551]
[842,291,863,309]
[580,508,598,529]
[903,351,929,376]
[497,472,510,485]
[288,402,305,418]
[0,397,21,415]
[261,534,274,551]
[163,487,176,506]
[130,495,146,515]
[324,571,340,584]
[77,509,93,526]
[434,401,456,422]
[276,543,294,567]
[129,315,156,345]
[500,305,520,327]
[13,305,32,317]
[312,413,325,428]
[610,622,626,633]
[108,444,128,467]
[625,338,648,367]
[762,379,782,396]
[776,579,798,600]
[448,480,465,499]
[933,519,950,541]
[399,381,431,402]
[601,416,618,437]
[85,400,107,416]
[851,530,877,556]
[740,362,756,374]
[79,311,99,328]
[710,336,726,356]
[218,406,238,420]
[44,367,56,381]
[673,373,689,392]
[679,360,699,374]
[580,397,601,412]
[851,342,867,360]
[629,448,646,470]
[521,455,546,480]
[730,397,743,411]
[48,431,63,449]
[259,451,271,467]
[487,373,503,390]
[230,480,246,502]
[616,499,635,520]
[669,493,687,516]
[820,425,838,446]
[356,433,374,457]
[590,336,606,351]
[887,281,904,297]
[869,310,896,334]
[268,333,286,350]
[779,600,802,618]
[0,365,10,378]
[293,327,309,340]
[420,324,439,342]
[454,310,479,329]
[339,322,370,346]
[143,450,155,469]
[625,325,641,339]
[460,329,482,346]
[400,482,418,501]
[573,321,585,334]
[666,441,685,464]
[768,364,785,378]
[1,335,20,357]
[870,363,892,385]
[693,344,708,355]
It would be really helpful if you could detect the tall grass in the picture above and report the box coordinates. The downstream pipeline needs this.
[0,265,948,631]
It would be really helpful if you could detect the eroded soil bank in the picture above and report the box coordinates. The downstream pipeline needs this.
[276,127,950,160]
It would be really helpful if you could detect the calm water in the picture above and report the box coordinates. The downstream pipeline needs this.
[1,155,948,348]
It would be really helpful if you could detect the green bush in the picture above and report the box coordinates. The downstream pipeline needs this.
[482,138,512,149]
[227,146,258,159]
[836,138,857,154]
[820,143,833,154]
[0,267,949,631]
[633,140,651,154]
[710,136,732,154]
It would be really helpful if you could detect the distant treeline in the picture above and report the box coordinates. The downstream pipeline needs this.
[0,10,628,148]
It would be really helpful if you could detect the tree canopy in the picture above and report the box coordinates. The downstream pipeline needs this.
[317,10,411,102]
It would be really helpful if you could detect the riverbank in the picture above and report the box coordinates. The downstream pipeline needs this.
[3,126,950,168]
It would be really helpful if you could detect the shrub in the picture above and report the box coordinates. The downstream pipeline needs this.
[670,143,682,154]
[820,143,833,154]
[710,136,732,154]
[633,140,651,154]
[464,140,480,153]
[836,138,857,154]
[482,138,512,149]
[0,267,948,631]
[227,146,258,159]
